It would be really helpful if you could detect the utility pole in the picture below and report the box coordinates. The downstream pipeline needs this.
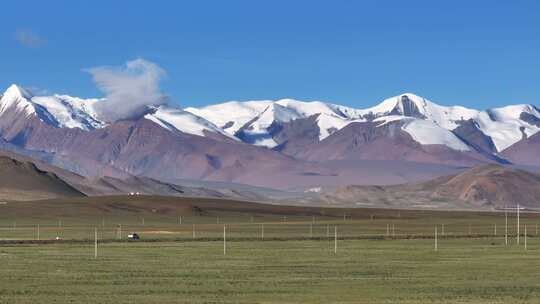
[94,227,98,259]
[334,226,337,254]
[434,226,438,251]
[442,224,445,237]
[524,225,527,250]
[517,204,520,245]
[505,208,508,246]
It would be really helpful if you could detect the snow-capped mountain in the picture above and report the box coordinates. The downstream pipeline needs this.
[144,106,238,140]
[0,84,234,140]
[0,84,105,130]
[0,84,539,175]
[356,93,479,127]
[185,99,361,147]
[0,85,105,130]
[366,94,540,152]
[186,93,540,155]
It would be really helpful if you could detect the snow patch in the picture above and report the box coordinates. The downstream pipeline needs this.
[185,101,270,135]
[145,105,237,139]
[474,105,540,151]
[316,114,354,140]
[402,119,470,151]
[373,115,410,126]
[31,95,104,130]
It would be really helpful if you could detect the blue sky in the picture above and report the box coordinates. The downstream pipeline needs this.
[1,0,539,109]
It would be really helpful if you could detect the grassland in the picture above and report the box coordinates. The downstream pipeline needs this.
[1,196,540,303]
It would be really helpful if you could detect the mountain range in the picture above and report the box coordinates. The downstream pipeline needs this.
[0,84,538,191]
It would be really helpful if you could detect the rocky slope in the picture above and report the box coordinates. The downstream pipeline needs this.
[0,155,83,200]
[328,165,540,209]
[500,132,540,166]
[0,149,284,201]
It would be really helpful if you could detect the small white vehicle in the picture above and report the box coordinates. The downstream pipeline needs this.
[127,233,140,240]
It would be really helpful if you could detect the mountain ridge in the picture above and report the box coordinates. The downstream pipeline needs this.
[0,84,538,190]
[2,84,538,155]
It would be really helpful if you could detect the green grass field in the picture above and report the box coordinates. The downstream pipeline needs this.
[1,196,539,303]
[1,238,539,303]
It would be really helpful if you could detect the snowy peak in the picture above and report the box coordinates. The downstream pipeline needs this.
[476,104,540,151]
[363,93,479,130]
[0,84,245,140]
[1,84,539,156]
[185,93,540,153]
[186,98,368,147]
[0,84,105,130]
[200,99,362,147]
[0,84,38,117]
[378,95,540,152]
[252,102,311,128]
[487,104,540,121]
[349,93,432,119]
[388,94,431,118]
[274,99,349,119]
[145,105,238,140]
[233,103,293,147]
[31,95,105,130]
[185,100,270,135]
[3,84,33,100]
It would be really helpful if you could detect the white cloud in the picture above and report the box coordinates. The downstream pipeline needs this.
[85,58,169,122]
[15,29,46,48]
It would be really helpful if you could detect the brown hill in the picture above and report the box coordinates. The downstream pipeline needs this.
[329,165,540,209]
[0,149,277,201]
[432,165,540,208]
[0,156,84,200]
[501,132,540,166]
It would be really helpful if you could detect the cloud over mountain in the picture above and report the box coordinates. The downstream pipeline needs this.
[86,58,168,122]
